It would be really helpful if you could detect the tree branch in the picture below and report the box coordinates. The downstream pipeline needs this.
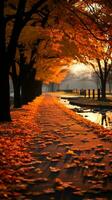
[96,58,104,80]
[64,4,110,42]
[23,0,47,25]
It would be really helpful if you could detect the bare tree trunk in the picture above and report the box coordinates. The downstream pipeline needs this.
[11,62,21,108]
[0,1,11,122]
[101,79,106,100]
[0,72,11,122]
[35,80,43,96]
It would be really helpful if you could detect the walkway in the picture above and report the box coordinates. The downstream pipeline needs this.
[0,94,112,200]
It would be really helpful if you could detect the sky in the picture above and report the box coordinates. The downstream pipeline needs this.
[59,62,97,90]
[70,63,92,78]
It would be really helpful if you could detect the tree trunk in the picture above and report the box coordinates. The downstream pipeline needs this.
[35,80,43,96]
[0,1,11,121]
[101,80,106,100]
[12,77,21,108]
[21,69,43,103]
[108,80,112,94]
[21,76,29,105]
[11,62,21,108]
[0,73,11,122]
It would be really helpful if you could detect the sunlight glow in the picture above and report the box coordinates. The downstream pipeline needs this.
[70,63,91,74]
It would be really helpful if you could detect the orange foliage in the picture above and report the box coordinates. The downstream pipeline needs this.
[35,56,73,83]
[6,0,112,83]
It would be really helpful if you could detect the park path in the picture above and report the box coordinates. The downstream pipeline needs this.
[0,94,112,200]
[33,94,112,199]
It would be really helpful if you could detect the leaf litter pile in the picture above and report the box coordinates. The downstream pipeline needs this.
[0,94,112,200]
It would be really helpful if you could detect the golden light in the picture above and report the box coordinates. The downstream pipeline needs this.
[70,62,91,74]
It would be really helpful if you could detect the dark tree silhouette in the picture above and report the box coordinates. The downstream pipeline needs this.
[0,0,47,121]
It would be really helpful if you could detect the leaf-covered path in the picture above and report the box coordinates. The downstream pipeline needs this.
[0,94,112,200]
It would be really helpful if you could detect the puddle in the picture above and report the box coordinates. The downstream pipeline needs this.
[60,98,112,129]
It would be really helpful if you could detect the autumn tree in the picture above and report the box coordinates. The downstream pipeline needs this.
[59,0,112,100]
[1,0,72,120]
[33,28,74,85]
[71,22,112,100]
[11,38,43,107]
[0,0,48,121]
[17,40,43,105]
[12,11,50,107]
